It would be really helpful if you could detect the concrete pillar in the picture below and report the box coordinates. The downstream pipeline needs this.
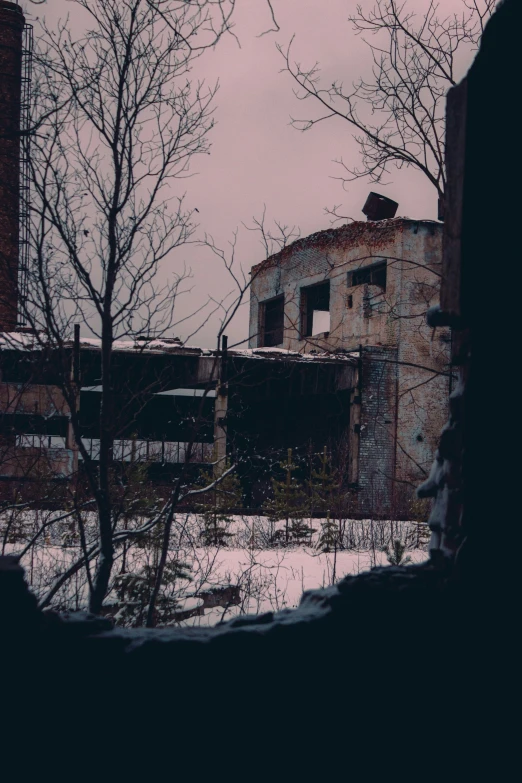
[213,335,228,477]
[0,1,25,331]
[66,407,80,475]
[66,325,81,475]
[213,383,228,477]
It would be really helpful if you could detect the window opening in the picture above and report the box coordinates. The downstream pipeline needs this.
[348,261,387,291]
[301,281,330,337]
[260,295,284,347]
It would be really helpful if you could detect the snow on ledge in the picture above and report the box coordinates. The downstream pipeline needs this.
[1,332,358,363]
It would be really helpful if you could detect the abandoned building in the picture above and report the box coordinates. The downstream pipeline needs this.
[0,212,449,515]
[249,207,450,510]
[2,0,518,772]
[0,331,358,507]
[0,211,449,516]
[0,1,450,516]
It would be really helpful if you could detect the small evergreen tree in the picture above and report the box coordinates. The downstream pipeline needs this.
[317,511,338,553]
[288,515,316,545]
[309,447,343,547]
[264,448,312,545]
[317,511,340,584]
[112,557,193,627]
[112,459,166,575]
[382,539,413,566]
[195,462,242,547]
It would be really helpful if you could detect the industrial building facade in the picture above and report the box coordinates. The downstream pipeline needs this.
[249,216,450,512]
[0,2,449,516]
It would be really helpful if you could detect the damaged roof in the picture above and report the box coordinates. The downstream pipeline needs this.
[0,332,358,365]
[250,217,442,274]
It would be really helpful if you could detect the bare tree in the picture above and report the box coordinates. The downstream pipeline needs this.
[279,0,497,217]
[18,0,271,615]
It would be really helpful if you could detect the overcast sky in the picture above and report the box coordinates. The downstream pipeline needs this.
[20,0,478,347]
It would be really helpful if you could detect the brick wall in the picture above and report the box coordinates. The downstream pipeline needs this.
[0,2,24,331]
[393,223,450,493]
[249,218,443,353]
[358,346,398,515]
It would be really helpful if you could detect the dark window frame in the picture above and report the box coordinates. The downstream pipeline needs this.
[300,281,331,338]
[347,260,387,291]
[259,294,285,347]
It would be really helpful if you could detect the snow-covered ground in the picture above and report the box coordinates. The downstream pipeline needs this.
[1,510,429,627]
[177,545,428,627]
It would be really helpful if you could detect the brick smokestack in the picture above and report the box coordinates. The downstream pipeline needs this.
[0,1,25,332]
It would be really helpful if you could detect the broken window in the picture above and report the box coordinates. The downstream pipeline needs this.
[260,295,284,347]
[301,281,330,338]
[348,261,387,291]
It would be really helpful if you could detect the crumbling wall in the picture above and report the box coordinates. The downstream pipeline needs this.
[419,0,521,563]
[0,2,24,331]
[394,223,450,495]
[249,218,443,353]
[249,219,448,509]
[0,381,76,482]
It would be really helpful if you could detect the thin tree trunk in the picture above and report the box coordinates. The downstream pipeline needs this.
[89,309,115,614]
[145,482,183,627]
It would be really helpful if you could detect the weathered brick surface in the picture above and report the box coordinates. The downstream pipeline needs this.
[0,381,76,480]
[0,383,71,417]
[249,218,443,351]
[358,346,398,515]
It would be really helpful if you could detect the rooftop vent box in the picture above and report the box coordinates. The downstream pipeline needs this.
[362,192,399,221]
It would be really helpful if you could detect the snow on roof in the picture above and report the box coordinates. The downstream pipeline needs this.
[1,331,358,363]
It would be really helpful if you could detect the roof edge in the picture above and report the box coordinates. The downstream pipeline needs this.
[250,217,442,275]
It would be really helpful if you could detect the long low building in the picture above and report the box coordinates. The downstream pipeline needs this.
[0,332,363,509]
[1,226,450,518]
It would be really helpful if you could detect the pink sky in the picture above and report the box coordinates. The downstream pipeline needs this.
[21,1,480,347]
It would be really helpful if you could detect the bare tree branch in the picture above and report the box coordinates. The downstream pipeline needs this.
[279,0,497,211]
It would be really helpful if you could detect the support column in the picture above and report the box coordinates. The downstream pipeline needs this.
[213,335,228,477]
[66,324,81,475]
[348,355,361,487]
